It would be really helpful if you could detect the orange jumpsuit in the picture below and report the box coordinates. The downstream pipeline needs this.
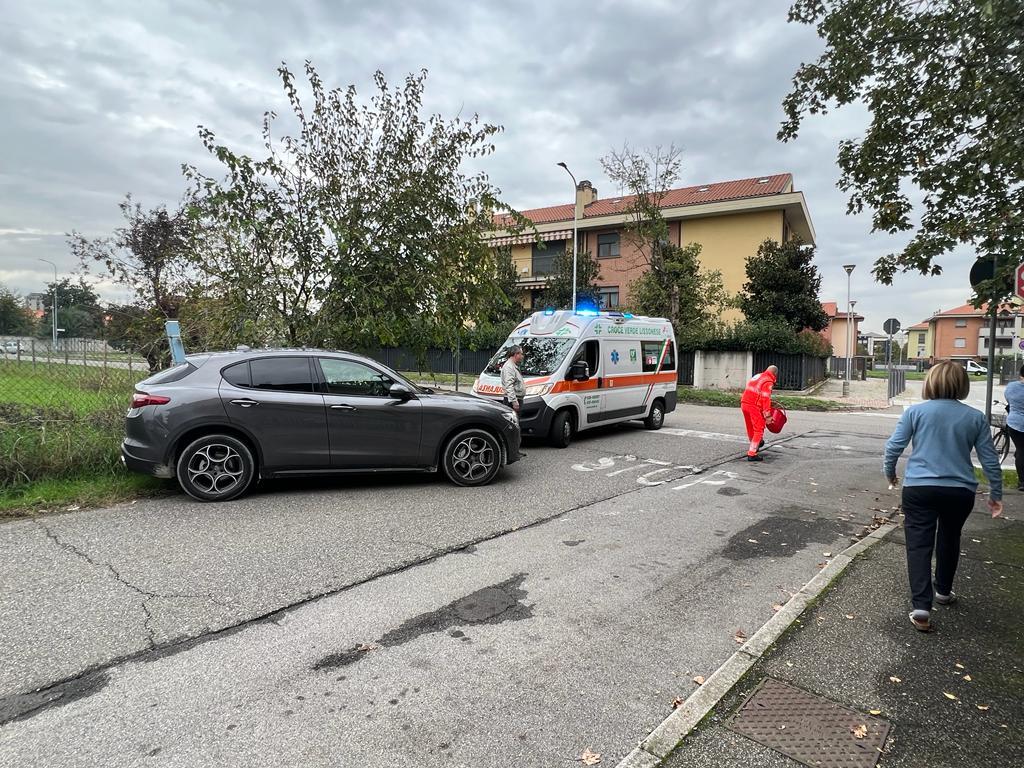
[740,370,776,456]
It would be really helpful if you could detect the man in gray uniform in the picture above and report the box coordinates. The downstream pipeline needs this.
[500,345,526,413]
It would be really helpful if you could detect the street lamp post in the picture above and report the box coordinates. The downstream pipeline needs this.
[842,264,856,397]
[38,259,58,349]
[556,162,579,312]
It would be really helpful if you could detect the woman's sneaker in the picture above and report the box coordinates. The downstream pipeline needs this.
[933,590,958,606]
[909,610,932,632]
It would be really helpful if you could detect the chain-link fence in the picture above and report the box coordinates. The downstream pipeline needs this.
[0,336,149,487]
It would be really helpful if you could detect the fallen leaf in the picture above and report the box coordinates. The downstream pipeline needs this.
[580,748,602,765]
[671,697,685,709]
[772,604,783,613]
[889,676,901,684]
[977,705,990,711]
[845,614,855,620]
[955,663,965,669]
[733,630,747,644]
[943,692,959,701]
[761,531,770,535]
[693,676,706,686]
[852,724,868,739]
[971,538,981,543]
[747,539,759,544]
[355,643,379,653]
[66,505,80,511]
[963,675,972,682]
[785,661,794,668]
[869,709,882,716]
[823,551,833,557]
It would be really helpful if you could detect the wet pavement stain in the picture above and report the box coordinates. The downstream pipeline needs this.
[717,487,746,497]
[313,574,532,671]
[722,516,849,560]
[563,539,585,547]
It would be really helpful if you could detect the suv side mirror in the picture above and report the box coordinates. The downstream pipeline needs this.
[568,360,590,381]
[389,383,414,401]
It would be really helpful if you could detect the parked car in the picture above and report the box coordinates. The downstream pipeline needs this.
[122,349,522,501]
[3,340,24,355]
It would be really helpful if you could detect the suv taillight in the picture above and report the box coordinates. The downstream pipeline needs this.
[131,393,171,408]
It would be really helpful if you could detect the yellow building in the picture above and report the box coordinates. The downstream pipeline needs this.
[906,321,934,361]
[490,173,816,317]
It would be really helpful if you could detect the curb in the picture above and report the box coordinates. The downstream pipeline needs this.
[616,522,899,768]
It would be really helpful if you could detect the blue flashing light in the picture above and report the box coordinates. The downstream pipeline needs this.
[575,298,600,317]
[543,307,555,316]
[623,313,634,319]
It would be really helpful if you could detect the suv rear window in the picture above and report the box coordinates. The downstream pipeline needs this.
[221,361,251,388]
[249,357,315,393]
[140,362,196,386]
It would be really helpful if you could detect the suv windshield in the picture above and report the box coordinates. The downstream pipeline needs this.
[485,338,574,377]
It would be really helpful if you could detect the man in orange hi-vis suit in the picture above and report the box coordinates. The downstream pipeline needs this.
[740,365,778,462]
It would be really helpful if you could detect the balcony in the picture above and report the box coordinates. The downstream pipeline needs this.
[978,326,1018,340]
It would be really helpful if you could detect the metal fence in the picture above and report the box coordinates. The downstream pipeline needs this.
[677,350,696,385]
[887,369,907,399]
[829,356,868,381]
[754,352,827,392]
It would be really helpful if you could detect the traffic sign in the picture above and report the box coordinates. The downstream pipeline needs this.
[1015,262,1024,300]
[1019,339,1024,351]
[883,318,900,335]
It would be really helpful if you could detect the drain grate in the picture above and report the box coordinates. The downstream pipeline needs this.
[726,677,890,768]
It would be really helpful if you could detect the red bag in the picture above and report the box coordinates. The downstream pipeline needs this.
[766,405,787,434]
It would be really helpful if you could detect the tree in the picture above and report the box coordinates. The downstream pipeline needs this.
[601,144,730,329]
[539,247,602,309]
[780,0,1024,292]
[71,196,196,371]
[0,287,33,335]
[185,62,518,354]
[741,238,828,332]
[38,278,104,340]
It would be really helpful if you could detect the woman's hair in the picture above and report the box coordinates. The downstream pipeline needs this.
[922,360,970,401]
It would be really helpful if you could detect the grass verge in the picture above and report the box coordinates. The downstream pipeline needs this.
[677,387,849,411]
[867,369,925,381]
[974,466,1019,490]
[0,472,170,517]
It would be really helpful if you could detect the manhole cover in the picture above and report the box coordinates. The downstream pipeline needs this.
[726,677,890,768]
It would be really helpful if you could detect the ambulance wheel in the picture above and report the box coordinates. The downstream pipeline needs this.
[549,410,574,448]
[644,399,665,430]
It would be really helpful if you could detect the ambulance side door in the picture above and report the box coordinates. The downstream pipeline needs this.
[600,339,645,422]
[570,338,603,424]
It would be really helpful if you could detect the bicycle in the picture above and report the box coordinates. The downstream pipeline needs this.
[990,400,1010,463]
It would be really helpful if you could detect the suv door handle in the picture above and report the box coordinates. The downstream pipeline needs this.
[330,404,357,411]
[230,398,260,408]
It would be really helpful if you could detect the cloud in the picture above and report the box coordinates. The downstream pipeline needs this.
[0,0,974,330]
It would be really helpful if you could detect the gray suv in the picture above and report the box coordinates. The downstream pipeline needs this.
[122,349,522,501]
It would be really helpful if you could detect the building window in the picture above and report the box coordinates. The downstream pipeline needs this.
[955,319,967,327]
[597,232,620,259]
[598,286,619,309]
[954,338,967,348]
[532,241,561,276]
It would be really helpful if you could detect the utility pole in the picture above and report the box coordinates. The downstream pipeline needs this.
[842,264,855,396]
[38,259,58,349]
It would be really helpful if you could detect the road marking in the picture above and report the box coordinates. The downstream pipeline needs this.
[671,469,738,491]
[654,427,748,444]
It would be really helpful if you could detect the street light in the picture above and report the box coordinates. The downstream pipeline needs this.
[38,258,58,349]
[556,162,579,312]
[843,264,856,397]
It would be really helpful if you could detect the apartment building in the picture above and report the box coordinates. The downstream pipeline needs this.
[490,173,816,316]
[908,302,1024,361]
[820,301,863,357]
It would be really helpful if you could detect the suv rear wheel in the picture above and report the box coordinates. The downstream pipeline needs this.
[176,434,255,502]
[442,429,502,487]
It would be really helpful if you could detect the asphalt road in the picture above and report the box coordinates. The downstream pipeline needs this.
[0,405,912,767]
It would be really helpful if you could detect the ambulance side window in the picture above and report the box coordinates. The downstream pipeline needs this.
[574,340,600,376]
[642,340,676,372]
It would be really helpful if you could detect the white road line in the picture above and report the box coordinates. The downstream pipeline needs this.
[654,427,748,444]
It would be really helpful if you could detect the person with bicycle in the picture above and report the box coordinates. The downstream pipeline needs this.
[884,361,1003,633]
[1004,364,1024,491]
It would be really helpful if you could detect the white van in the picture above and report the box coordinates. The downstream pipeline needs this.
[473,310,678,447]
[965,360,988,376]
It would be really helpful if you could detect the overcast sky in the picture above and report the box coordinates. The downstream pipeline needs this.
[0,0,978,332]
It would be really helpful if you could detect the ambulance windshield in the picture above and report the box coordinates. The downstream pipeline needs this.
[485,337,575,377]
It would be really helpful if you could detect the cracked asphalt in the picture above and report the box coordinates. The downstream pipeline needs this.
[0,406,914,766]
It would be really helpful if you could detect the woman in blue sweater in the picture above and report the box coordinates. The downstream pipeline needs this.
[884,361,1004,632]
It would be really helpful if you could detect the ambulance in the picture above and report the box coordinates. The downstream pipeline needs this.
[473,309,678,447]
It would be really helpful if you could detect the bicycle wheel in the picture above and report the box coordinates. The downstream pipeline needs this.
[992,426,1010,463]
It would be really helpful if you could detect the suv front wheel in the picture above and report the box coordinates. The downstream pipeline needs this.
[176,434,255,502]
[442,429,502,487]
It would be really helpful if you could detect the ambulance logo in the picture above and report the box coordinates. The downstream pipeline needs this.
[610,350,620,364]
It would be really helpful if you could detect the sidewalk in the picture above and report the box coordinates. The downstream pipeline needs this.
[815,377,896,409]
[660,506,1023,768]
